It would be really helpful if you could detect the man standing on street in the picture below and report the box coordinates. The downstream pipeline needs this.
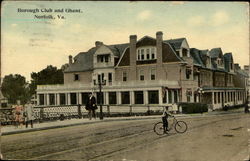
[24,101,35,128]
[86,93,97,120]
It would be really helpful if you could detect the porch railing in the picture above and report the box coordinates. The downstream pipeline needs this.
[0,104,168,125]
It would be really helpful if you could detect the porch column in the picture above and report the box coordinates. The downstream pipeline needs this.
[67,93,71,105]
[225,92,227,104]
[105,92,109,105]
[130,91,134,105]
[76,92,79,104]
[46,94,50,105]
[172,91,175,103]
[212,92,214,105]
[56,93,60,105]
[165,89,168,104]
[159,88,163,105]
[79,93,82,105]
[117,92,121,104]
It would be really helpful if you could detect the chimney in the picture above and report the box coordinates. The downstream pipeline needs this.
[69,55,73,64]
[129,35,137,81]
[129,35,137,66]
[95,41,103,47]
[156,31,163,63]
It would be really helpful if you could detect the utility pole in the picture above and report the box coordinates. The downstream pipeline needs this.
[95,80,106,120]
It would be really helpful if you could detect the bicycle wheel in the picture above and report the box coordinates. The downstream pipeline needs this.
[153,122,165,135]
[175,121,187,133]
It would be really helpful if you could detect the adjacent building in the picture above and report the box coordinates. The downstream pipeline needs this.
[36,31,248,110]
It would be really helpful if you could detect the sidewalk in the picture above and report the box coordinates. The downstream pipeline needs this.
[1,108,244,136]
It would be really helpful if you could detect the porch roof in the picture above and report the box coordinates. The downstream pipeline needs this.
[202,87,245,91]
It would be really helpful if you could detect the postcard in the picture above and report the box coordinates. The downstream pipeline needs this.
[1,1,249,161]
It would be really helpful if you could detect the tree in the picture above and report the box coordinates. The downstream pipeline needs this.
[30,65,64,95]
[1,74,31,104]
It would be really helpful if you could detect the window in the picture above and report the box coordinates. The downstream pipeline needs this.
[141,49,145,60]
[81,92,91,105]
[123,72,127,81]
[109,92,117,104]
[137,47,156,61]
[121,92,130,104]
[140,70,144,81]
[135,91,144,104]
[49,94,55,105]
[151,48,155,59]
[74,74,79,81]
[70,93,77,105]
[105,55,109,62]
[101,73,104,82]
[39,94,44,105]
[97,92,104,104]
[97,73,105,83]
[146,49,150,59]
[186,68,192,79]
[186,89,192,103]
[168,90,172,103]
[108,73,112,83]
[151,68,156,80]
[59,93,66,105]
[97,54,110,63]
[148,90,159,104]
[163,90,167,103]
[174,91,178,103]
[98,74,101,83]
[182,48,188,57]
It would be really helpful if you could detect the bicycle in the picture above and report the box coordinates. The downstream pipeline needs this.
[153,115,187,135]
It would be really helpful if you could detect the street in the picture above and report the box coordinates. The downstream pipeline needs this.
[1,112,250,161]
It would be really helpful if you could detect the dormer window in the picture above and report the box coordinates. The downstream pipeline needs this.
[182,48,188,57]
[97,54,110,63]
[218,58,224,66]
[137,47,156,61]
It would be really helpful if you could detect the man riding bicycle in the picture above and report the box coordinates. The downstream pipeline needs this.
[162,106,173,133]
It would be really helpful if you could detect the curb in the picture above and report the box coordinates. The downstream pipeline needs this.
[2,116,161,136]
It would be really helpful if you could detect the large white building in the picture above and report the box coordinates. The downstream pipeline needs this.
[36,32,248,110]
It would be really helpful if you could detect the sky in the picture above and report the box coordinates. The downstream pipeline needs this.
[1,1,249,82]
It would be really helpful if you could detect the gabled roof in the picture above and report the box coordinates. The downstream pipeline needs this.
[107,43,129,57]
[64,43,129,73]
[190,48,205,67]
[164,38,185,50]
[64,47,97,73]
[209,48,223,58]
